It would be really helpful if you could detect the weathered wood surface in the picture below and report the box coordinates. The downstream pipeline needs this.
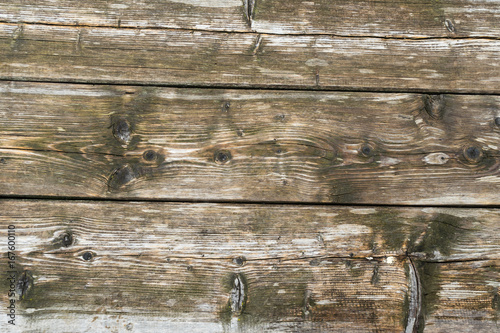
[0,200,499,332]
[420,260,500,332]
[0,24,499,93]
[1,81,499,204]
[1,0,500,38]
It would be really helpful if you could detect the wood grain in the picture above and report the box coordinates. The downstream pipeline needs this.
[0,24,499,93]
[1,0,500,38]
[0,200,499,332]
[252,0,500,37]
[419,260,500,333]
[0,0,250,32]
[1,82,499,204]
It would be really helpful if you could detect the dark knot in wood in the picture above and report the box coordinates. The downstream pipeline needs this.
[215,150,231,164]
[360,144,374,157]
[143,150,158,162]
[62,233,73,247]
[82,252,93,261]
[463,146,483,163]
[495,117,500,127]
[108,165,136,190]
[112,118,131,144]
[233,256,246,266]
[424,94,446,119]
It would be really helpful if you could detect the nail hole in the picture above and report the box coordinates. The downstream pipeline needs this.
[0,158,5,164]
[495,117,500,127]
[222,101,230,112]
[82,252,93,261]
[214,150,231,164]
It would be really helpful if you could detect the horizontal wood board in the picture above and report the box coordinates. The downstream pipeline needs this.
[0,24,499,93]
[0,200,499,332]
[0,82,499,204]
[0,1,499,332]
[0,1,499,38]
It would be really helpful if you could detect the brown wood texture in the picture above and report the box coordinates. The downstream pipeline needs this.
[0,82,499,204]
[0,200,499,332]
[0,23,499,93]
[0,1,499,332]
[0,0,499,38]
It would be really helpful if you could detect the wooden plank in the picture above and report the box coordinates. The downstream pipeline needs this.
[0,0,250,32]
[0,23,499,93]
[1,0,499,38]
[0,200,499,332]
[252,0,500,37]
[418,260,500,332]
[1,82,500,204]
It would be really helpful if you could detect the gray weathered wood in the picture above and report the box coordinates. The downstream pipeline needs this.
[252,0,500,37]
[0,24,499,93]
[1,82,499,204]
[0,0,250,32]
[0,200,498,332]
[1,0,500,38]
[419,260,500,333]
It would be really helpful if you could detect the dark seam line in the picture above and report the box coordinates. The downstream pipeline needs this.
[0,20,499,41]
[0,77,499,96]
[0,194,499,209]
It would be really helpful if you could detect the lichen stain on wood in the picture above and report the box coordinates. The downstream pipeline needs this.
[0,201,498,331]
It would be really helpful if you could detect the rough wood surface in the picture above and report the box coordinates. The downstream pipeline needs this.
[0,24,499,93]
[1,0,499,38]
[252,0,500,37]
[1,81,499,204]
[419,260,500,333]
[0,200,498,332]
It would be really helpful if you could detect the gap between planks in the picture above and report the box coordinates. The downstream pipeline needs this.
[1,194,500,210]
[0,20,499,41]
[1,77,500,97]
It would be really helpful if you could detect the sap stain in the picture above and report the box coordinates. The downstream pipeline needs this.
[413,213,465,257]
[416,262,440,333]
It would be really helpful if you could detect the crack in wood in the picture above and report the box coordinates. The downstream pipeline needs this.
[405,257,421,333]
[252,34,262,55]
[244,0,255,28]
[0,19,498,41]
